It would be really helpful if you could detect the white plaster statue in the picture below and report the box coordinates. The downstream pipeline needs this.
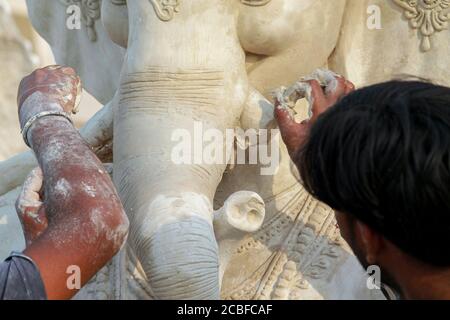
[1,0,449,300]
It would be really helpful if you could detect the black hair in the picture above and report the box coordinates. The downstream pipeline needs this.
[297,80,450,267]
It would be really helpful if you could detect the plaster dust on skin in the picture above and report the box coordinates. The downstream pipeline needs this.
[17,87,128,261]
[82,182,97,198]
[16,167,44,225]
[90,207,129,252]
[42,181,127,262]
[54,178,72,199]
[17,167,43,208]
[21,92,72,141]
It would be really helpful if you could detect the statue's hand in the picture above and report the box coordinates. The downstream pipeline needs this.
[15,167,48,247]
[275,75,354,159]
[17,65,82,130]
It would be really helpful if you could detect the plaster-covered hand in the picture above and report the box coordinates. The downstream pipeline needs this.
[275,75,355,159]
[17,65,82,129]
[15,167,48,247]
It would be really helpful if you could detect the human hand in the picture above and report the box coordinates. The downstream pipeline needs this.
[15,167,48,246]
[17,65,82,130]
[275,75,355,158]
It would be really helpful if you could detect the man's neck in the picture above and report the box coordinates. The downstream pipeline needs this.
[400,270,450,300]
[391,257,450,299]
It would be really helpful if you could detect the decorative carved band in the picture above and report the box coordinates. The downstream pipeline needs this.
[241,0,272,6]
[393,0,450,51]
[110,0,180,22]
[58,0,180,43]
[111,0,127,6]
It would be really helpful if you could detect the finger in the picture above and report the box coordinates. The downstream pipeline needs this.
[344,80,355,95]
[21,205,48,247]
[19,168,43,205]
[61,66,76,76]
[45,65,62,71]
[274,105,303,139]
[15,168,46,241]
[274,104,296,132]
[274,105,308,153]
[26,167,43,195]
[326,76,347,100]
[307,79,327,117]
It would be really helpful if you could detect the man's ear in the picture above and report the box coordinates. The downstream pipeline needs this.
[354,220,382,265]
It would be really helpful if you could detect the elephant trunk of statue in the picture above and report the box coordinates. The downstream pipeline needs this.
[113,1,248,299]
[114,72,246,299]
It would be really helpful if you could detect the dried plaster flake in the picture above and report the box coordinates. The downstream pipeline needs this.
[393,0,450,51]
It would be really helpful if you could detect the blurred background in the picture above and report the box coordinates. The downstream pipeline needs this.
[0,0,101,161]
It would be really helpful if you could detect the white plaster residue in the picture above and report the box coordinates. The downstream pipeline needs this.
[302,68,341,95]
[90,208,128,250]
[21,91,67,122]
[41,139,66,162]
[0,215,7,225]
[16,167,43,214]
[54,178,72,198]
[82,182,97,198]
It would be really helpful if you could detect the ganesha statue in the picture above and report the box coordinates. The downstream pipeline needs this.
[0,0,448,300]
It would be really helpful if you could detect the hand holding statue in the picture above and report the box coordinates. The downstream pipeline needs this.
[275,73,355,159]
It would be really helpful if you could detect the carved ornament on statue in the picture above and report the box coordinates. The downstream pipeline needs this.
[241,0,272,6]
[393,0,450,51]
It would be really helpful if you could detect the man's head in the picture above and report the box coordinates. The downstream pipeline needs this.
[296,80,450,291]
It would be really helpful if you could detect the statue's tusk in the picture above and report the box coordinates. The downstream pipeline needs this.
[213,191,265,287]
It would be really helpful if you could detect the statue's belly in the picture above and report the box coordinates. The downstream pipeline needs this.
[237,0,316,56]
[237,0,347,56]
[238,0,347,95]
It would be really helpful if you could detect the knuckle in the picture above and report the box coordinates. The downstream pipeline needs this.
[46,65,61,72]
[61,66,75,74]
[336,77,346,88]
